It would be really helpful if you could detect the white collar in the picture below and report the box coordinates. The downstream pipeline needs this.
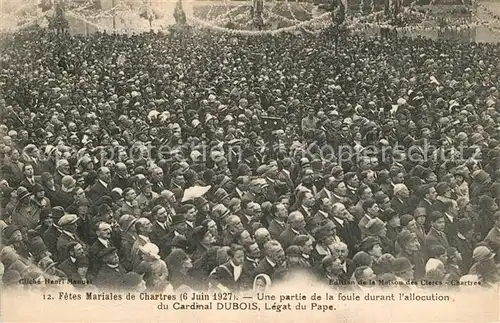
[138,235,150,242]
[230,260,241,269]
[318,210,329,218]
[445,213,454,222]
[457,232,466,240]
[266,256,276,267]
[98,238,109,247]
[70,256,76,263]
[63,230,76,239]
[99,179,108,188]
[291,228,300,235]
[302,253,310,259]
[157,221,167,229]
[334,217,344,225]
[186,220,194,228]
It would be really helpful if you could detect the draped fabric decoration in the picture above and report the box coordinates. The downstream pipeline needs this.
[0,0,492,39]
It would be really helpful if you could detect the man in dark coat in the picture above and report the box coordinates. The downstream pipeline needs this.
[452,218,475,274]
[42,206,64,261]
[88,221,115,276]
[279,211,306,249]
[110,163,130,190]
[267,202,288,240]
[425,211,449,258]
[56,214,88,261]
[149,206,170,247]
[57,242,87,281]
[208,244,248,291]
[252,240,287,282]
[87,167,112,202]
[94,247,126,289]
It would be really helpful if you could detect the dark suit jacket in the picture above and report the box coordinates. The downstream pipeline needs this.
[89,239,113,275]
[279,227,299,250]
[57,231,87,261]
[339,259,355,282]
[444,214,458,245]
[268,219,286,240]
[151,180,166,194]
[452,235,474,274]
[19,177,38,192]
[484,227,500,263]
[58,258,80,282]
[111,175,130,190]
[43,225,61,261]
[53,171,65,190]
[94,264,126,289]
[333,218,360,257]
[391,197,410,215]
[150,221,170,248]
[425,227,449,258]
[252,257,282,281]
[209,261,247,291]
[87,181,111,202]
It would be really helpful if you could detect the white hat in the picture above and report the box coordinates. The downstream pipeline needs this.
[191,119,200,128]
[148,110,160,122]
[140,243,160,260]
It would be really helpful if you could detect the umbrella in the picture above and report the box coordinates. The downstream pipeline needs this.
[182,185,211,202]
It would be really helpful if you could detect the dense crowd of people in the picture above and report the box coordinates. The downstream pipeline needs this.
[0,25,500,293]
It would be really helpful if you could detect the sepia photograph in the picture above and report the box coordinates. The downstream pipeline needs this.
[0,0,500,320]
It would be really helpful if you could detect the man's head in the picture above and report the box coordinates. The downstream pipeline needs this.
[263,240,286,265]
[247,202,263,219]
[397,230,420,254]
[430,211,446,232]
[393,184,410,200]
[151,167,164,182]
[56,159,70,175]
[98,167,111,183]
[362,199,380,217]
[354,265,376,285]
[358,185,373,201]
[421,184,437,201]
[247,242,261,259]
[99,247,119,266]
[135,218,153,236]
[229,244,245,266]
[273,202,288,221]
[302,192,315,207]
[123,188,137,202]
[288,211,306,231]
[322,253,343,275]
[152,205,167,223]
[235,229,254,247]
[23,164,34,177]
[226,215,244,234]
[361,236,383,258]
[332,242,348,262]
[254,228,271,245]
[96,221,112,240]
[115,161,128,174]
[331,203,353,221]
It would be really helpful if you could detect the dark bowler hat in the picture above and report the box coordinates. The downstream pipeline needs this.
[171,215,186,225]
[391,257,414,274]
[97,247,118,259]
[360,236,381,252]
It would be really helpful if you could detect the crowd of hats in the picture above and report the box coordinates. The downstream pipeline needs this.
[0,23,499,292]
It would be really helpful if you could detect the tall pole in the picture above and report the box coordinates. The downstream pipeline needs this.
[112,0,116,31]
